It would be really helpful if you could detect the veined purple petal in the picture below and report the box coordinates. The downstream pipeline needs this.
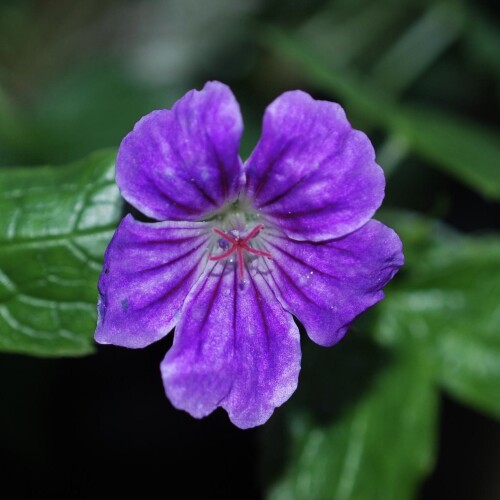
[117,81,244,221]
[261,220,403,346]
[245,91,385,241]
[95,214,211,348]
[161,262,301,429]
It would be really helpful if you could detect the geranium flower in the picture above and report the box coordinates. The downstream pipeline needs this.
[95,81,403,429]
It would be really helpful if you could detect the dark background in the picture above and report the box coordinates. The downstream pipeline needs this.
[2,332,500,499]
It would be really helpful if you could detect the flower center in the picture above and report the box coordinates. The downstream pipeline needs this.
[209,224,273,279]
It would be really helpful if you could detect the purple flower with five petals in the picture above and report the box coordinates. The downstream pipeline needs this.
[95,81,404,429]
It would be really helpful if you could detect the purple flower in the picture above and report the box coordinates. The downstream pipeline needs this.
[95,81,404,429]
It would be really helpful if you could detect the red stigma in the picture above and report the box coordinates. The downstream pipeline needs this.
[209,224,273,279]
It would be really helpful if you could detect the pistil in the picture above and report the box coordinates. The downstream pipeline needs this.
[209,224,273,279]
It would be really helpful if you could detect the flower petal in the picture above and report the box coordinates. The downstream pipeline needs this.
[261,220,404,346]
[95,214,210,348]
[245,91,385,241]
[117,81,244,221]
[161,262,301,429]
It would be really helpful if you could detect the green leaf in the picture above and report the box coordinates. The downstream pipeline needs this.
[262,337,437,500]
[0,150,121,356]
[265,29,500,198]
[376,212,500,418]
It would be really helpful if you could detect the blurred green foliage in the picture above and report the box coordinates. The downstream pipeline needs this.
[262,338,438,500]
[0,0,499,498]
[377,211,500,419]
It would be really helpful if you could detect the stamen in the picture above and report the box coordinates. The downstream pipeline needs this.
[237,247,244,279]
[241,224,264,243]
[209,246,237,261]
[213,228,238,245]
[208,224,273,279]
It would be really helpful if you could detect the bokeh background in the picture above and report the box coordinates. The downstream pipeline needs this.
[1,0,500,498]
